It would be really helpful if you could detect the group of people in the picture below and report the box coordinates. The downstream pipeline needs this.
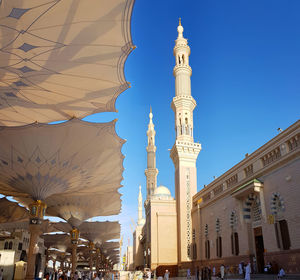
[44,270,113,280]
[238,261,251,280]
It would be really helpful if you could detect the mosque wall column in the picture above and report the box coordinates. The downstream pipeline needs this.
[96,248,100,272]
[60,257,65,272]
[25,200,47,280]
[45,249,49,269]
[89,242,94,273]
[71,244,77,277]
[53,258,56,271]
[70,228,79,279]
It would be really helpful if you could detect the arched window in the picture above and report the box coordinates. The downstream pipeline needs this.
[275,220,291,250]
[204,224,210,259]
[178,55,181,65]
[230,211,239,255]
[9,241,13,249]
[192,229,197,260]
[205,239,210,259]
[215,218,222,258]
[216,236,222,258]
[231,232,239,256]
[271,193,290,250]
[4,241,8,250]
[243,193,262,225]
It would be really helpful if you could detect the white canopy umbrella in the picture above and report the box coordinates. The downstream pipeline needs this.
[0,0,135,126]
[0,118,125,200]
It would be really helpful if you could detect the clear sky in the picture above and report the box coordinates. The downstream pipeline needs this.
[86,0,300,252]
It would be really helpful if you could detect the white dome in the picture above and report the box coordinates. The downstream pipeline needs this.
[154,185,171,196]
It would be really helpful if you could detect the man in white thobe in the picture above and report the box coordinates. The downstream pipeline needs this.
[245,262,251,280]
[220,265,225,280]
[164,270,169,280]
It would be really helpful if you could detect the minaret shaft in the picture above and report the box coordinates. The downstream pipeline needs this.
[138,185,143,224]
[145,108,158,199]
[170,20,201,263]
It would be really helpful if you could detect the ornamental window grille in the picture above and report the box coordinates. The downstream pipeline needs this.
[244,164,253,177]
[230,210,238,230]
[252,200,262,222]
[204,224,208,237]
[216,218,221,234]
[226,174,238,188]
[271,193,285,218]
[261,147,281,166]
[287,133,299,151]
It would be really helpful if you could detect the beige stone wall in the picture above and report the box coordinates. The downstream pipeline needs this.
[193,158,300,260]
[195,194,251,260]
[133,225,144,269]
[148,200,178,269]
[261,158,300,252]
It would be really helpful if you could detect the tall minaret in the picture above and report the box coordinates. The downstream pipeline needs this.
[137,185,143,225]
[145,107,158,199]
[170,19,201,263]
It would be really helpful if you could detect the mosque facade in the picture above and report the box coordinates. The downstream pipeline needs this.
[132,21,300,275]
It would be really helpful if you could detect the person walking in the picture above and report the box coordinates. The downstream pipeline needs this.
[164,270,169,280]
[220,265,225,280]
[245,262,251,280]
[187,269,191,280]
[278,268,285,280]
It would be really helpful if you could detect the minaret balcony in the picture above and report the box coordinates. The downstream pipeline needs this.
[173,64,192,75]
[171,95,196,111]
[170,141,201,165]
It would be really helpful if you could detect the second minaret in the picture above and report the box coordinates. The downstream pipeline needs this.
[145,107,158,199]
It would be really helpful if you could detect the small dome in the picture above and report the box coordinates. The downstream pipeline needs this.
[154,185,171,196]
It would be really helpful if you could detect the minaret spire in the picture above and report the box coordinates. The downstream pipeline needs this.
[170,19,201,263]
[145,107,158,199]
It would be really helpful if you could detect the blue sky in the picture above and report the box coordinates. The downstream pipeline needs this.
[86,0,300,250]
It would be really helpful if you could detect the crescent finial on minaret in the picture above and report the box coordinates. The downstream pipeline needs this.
[179,17,181,26]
